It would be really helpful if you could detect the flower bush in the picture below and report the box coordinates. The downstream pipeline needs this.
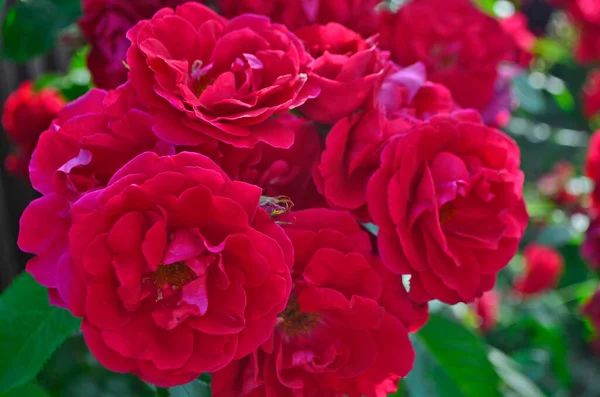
[3,0,600,396]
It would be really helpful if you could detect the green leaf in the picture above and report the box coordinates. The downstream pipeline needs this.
[488,348,545,397]
[0,273,81,392]
[473,0,497,16]
[169,380,211,397]
[2,0,81,62]
[406,314,501,397]
[0,382,49,397]
[533,38,571,64]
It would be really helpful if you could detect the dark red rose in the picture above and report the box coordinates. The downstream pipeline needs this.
[212,209,424,397]
[19,151,293,386]
[583,287,600,353]
[583,69,600,118]
[379,0,516,112]
[79,0,202,89]
[127,3,319,149]
[30,82,172,202]
[236,114,324,209]
[2,82,65,177]
[294,23,390,124]
[177,114,324,209]
[585,131,600,209]
[218,0,380,38]
[514,244,564,296]
[582,217,600,271]
[315,65,455,220]
[367,112,528,304]
[472,290,500,333]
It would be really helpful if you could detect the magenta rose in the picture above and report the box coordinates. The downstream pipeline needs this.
[127,3,320,148]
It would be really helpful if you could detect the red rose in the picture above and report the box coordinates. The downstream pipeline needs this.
[514,244,564,296]
[294,23,389,124]
[212,209,423,397]
[21,151,293,386]
[218,0,380,38]
[177,114,324,209]
[315,66,455,220]
[582,217,600,271]
[126,3,319,149]
[567,0,600,63]
[583,69,600,118]
[236,114,324,209]
[2,82,65,177]
[585,131,600,209]
[79,0,202,89]
[30,82,172,201]
[500,13,536,68]
[367,112,528,304]
[582,287,600,353]
[379,0,515,112]
[472,290,500,333]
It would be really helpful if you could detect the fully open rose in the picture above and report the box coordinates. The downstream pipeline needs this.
[127,3,319,149]
[212,209,424,396]
[367,112,528,304]
[19,151,293,386]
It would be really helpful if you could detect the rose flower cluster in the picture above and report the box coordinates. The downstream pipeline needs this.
[16,0,528,395]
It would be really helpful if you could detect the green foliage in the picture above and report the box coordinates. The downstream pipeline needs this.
[405,314,501,397]
[1,0,81,62]
[0,382,49,397]
[0,273,81,393]
[34,46,91,101]
[488,348,545,397]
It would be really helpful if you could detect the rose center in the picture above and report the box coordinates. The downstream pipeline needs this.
[190,60,215,97]
[151,262,197,289]
[429,44,460,70]
[278,296,322,337]
[439,202,457,225]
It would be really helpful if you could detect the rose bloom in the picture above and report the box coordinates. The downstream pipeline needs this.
[20,151,293,386]
[582,217,600,271]
[378,0,515,112]
[581,287,600,354]
[473,290,500,333]
[514,244,564,296]
[20,83,170,309]
[294,23,390,124]
[500,12,536,68]
[585,130,600,209]
[79,0,202,89]
[315,63,455,220]
[218,0,380,38]
[212,209,426,397]
[30,82,172,203]
[367,111,528,304]
[566,0,600,63]
[235,114,324,209]
[2,82,65,177]
[127,3,319,149]
[583,69,600,118]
